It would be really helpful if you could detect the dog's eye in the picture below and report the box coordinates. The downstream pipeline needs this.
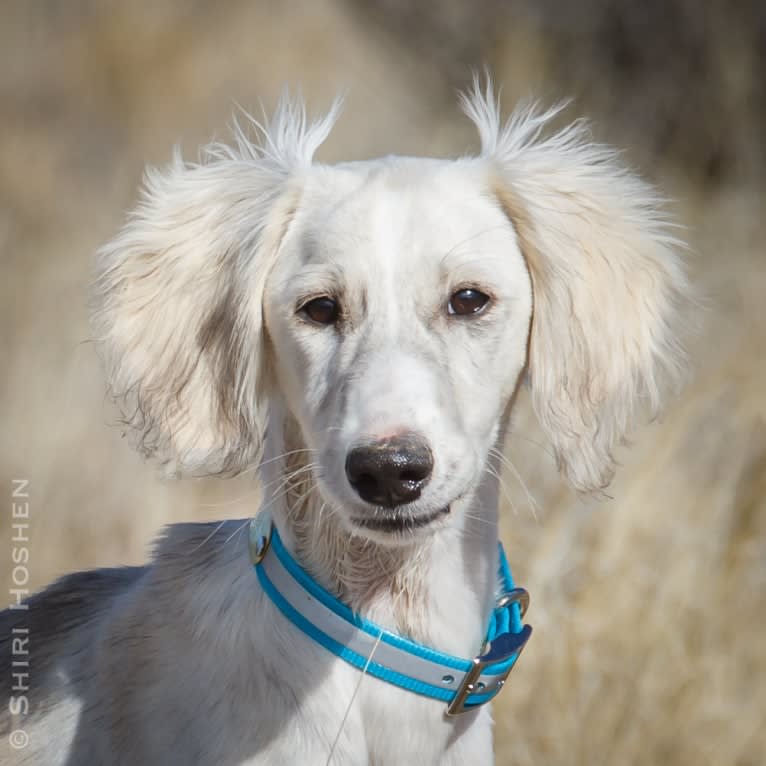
[300,297,340,325]
[448,288,490,316]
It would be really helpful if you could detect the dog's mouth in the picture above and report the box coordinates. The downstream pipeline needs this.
[351,505,450,533]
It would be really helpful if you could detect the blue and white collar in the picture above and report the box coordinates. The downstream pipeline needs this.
[249,512,532,715]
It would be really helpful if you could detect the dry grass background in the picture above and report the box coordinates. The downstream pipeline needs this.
[1,2,765,764]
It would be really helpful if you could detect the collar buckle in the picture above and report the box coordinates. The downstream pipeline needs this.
[446,588,532,716]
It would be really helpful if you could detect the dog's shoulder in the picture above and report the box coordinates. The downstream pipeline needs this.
[0,519,248,702]
[0,520,260,761]
[0,565,146,664]
[0,564,146,734]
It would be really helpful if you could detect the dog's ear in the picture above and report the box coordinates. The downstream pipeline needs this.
[463,80,690,493]
[92,96,339,475]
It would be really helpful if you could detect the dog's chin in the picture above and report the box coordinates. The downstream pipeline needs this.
[346,505,451,546]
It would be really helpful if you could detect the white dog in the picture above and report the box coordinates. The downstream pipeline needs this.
[0,79,689,765]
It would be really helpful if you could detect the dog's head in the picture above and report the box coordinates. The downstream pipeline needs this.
[262,156,533,540]
[93,82,688,543]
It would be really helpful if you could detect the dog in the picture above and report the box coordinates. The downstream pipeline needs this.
[0,79,689,765]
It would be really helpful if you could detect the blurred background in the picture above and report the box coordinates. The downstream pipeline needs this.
[1,1,764,764]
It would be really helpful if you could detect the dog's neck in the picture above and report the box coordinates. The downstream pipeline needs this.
[259,414,506,658]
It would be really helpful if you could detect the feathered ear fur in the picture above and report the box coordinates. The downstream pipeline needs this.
[462,78,690,493]
[92,94,340,475]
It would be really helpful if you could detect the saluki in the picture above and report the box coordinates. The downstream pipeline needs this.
[0,79,689,765]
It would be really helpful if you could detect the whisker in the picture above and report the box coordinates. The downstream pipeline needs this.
[462,509,499,529]
[238,447,317,478]
[187,520,228,554]
[507,433,555,460]
[485,464,521,518]
[284,483,321,519]
[196,461,319,512]
[490,447,540,522]
[257,447,316,470]
[197,487,262,511]
[265,462,320,499]
[221,466,319,547]
[262,467,321,514]
[223,518,250,546]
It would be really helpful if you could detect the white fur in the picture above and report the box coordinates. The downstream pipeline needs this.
[13,79,688,765]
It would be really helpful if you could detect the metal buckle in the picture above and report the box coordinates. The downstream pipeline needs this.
[248,512,273,565]
[446,588,532,716]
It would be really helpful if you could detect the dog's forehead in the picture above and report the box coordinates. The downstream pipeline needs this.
[294,158,514,270]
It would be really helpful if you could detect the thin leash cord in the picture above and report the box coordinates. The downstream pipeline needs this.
[324,626,385,766]
[324,534,407,764]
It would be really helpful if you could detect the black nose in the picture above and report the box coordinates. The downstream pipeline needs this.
[345,434,434,508]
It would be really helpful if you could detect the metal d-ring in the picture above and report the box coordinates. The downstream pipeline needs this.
[496,587,530,619]
[248,512,273,565]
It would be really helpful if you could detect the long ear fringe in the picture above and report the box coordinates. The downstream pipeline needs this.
[91,94,338,475]
[463,75,692,493]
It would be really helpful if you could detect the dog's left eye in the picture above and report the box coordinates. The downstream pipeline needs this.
[300,296,340,325]
[448,288,490,316]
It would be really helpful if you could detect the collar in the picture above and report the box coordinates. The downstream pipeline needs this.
[249,512,532,715]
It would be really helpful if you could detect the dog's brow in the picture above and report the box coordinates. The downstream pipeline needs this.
[275,264,345,295]
[438,225,513,269]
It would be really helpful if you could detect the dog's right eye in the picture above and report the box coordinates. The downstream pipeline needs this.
[300,297,340,325]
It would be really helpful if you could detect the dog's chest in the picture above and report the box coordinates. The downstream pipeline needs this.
[241,664,493,765]
[358,676,493,765]
[239,557,495,764]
